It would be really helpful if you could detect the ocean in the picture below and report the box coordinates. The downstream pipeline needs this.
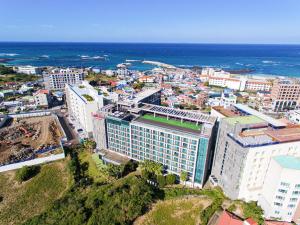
[0,42,300,77]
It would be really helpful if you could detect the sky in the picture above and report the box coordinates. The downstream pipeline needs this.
[0,0,300,44]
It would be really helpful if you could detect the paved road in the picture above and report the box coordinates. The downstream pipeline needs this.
[57,114,79,145]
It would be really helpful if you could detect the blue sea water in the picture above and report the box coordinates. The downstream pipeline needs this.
[0,42,300,77]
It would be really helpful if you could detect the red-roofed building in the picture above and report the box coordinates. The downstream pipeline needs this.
[215,210,244,225]
[244,218,258,225]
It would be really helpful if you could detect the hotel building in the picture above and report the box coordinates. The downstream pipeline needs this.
[271,79,300,112]
[43,68,85,90]
[93,103,216,187]
[65,81,103,136]
[211,104,300,223]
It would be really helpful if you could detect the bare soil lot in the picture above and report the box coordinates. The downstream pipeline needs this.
[0,115,63,165]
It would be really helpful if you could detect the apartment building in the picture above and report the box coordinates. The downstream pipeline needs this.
[93,103,216,187]
[271,79,300,111]
[43,68,85,90]
[245,79,272,92]
[259,156,300,223]
[65,81,103,136]
[33,89,51,107]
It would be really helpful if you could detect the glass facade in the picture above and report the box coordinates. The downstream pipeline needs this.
[194,137,209,183]
[106,117,131,156]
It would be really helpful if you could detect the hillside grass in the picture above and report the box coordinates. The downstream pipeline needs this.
[135,197,211,225]
[78,150,111,183]
[0,160,71,225]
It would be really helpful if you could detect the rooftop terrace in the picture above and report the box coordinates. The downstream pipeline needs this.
[140,104,216,125]
[212,106,241,117]
[234,104,286,128]
[141,114,202,131]
[225,115,265,125]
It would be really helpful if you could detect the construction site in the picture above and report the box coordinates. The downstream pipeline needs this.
[0,114,65,166]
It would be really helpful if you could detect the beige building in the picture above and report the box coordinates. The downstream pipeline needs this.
[34,89,51,108]
[271,79,300,111]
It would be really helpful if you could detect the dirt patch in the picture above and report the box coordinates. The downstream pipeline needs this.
[0,115,63,165]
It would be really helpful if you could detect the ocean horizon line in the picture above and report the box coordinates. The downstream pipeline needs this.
[0,41,300,46]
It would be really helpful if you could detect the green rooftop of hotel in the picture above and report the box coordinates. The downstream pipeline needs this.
[274,156,300,170]
[141,114,201,131]
[224,115,265,125]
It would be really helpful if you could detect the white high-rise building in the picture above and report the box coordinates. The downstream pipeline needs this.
[65,81,104,137]
[211,104,300,223]
[259,156,300,223]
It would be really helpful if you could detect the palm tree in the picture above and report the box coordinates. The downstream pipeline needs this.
[139,160,163,176]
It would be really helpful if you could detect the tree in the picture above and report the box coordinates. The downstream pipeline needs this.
[83,139,96,153]
[165,174,176,185]
[180,171,188,185]
[139,160,163,176]
[15,165,40,182]
[107,164,124,178]
[123,160,138,176]
[157,175,166,188]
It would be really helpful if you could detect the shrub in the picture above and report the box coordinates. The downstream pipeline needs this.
[15,165,40,182]
[141,170,151,180]
[228,203,237,212]
[157,175,166,188]
[107,164,124,178]
[165,174,176,185]
[242,201,264,225]
[200,198,222,225]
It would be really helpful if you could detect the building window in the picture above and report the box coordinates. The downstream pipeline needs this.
[278,189,288,194]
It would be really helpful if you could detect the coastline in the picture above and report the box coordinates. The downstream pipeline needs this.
[1,42,300,78]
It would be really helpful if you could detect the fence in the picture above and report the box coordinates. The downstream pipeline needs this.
[8,110,51,119]
[0,153,65,173]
